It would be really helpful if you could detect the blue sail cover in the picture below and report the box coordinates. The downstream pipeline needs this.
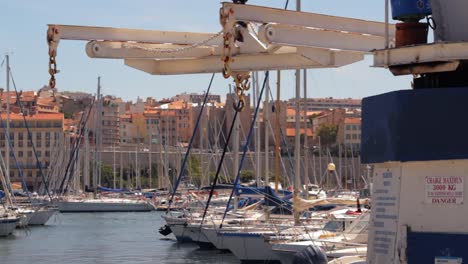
[234,185,292,197]
[97,186,124,193]
[233,185,292,214]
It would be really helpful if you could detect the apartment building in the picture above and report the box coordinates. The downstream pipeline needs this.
[338,117,362,150]
[0,113,64,190]
[288,97,361,111]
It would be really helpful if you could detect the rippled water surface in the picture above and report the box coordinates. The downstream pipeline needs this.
[0,212,238,264]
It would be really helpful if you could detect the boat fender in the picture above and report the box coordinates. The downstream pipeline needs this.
[158,225,172,236]
[292,245,327,264]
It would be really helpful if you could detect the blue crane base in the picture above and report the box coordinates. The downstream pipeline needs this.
[361,87,468,164]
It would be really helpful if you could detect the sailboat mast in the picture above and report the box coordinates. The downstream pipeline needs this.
[293,0,302,227]
[93,76,101,195]
[113,144,116,189]
[119,147,123,189]
[233,86,239,186]
[275,70,281,192]
[135,145,138,189]
[303,69,309,198]
[264,73,270,188]
[84,123,90,191]
[97,78,102,186]
[254,72,261,187]
[149,133,152,189]
[5,54,10,188]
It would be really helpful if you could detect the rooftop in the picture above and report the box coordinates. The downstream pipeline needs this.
[286,128,313,137]
[0,112,64,121]
[344,117,361,124]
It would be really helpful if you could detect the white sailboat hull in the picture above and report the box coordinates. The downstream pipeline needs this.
[185,225,213,247]
[0,217,19,236]
[219,231,280,262]
[58,199,155,212]
[202,228,230,250]
[170,223,193,242]
[17,212,33,228]
[28,208,58,225]
[162,215,193,242]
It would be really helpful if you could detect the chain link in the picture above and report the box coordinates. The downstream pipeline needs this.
[221,7,251,112]
[232,72,250,112]
[121,31,223,54]
[47,27,59,89]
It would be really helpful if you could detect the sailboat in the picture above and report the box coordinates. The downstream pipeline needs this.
[57,77,155,212]
[1,54,58,226]
[0,212,19,236]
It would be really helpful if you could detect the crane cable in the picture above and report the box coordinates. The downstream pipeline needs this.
[9,70,52,199]
[166,73,216,213]
[199,98,245,225]
[0,114,31,202]
[219,71,269,228]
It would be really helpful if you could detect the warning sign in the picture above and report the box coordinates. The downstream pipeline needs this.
[425,176,464,205]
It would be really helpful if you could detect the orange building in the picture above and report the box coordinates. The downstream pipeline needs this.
[337,117,362,150]
[0,113,64,190]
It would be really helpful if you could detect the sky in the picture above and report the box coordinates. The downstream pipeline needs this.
[0,0,413,102]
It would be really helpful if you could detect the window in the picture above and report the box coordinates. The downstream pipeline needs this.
[18,151,23,157]
[10,171,14,178]
[352,134,357,139]
[18,132,24,140]
[37,140,42,147]
[9,132,14,141]
[45,132,50,140]
[36,132,42,140]
[27,171,32,178]
[45,151,50,157]
[346,125,351,130]
[352,125,357,131]
[346,134,351,140]
[37,151,42,157]
[28,151,32,157]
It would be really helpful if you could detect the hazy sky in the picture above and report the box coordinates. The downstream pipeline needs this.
[1,0,413,102]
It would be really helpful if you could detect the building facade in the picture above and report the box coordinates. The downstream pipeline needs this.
[0,113,64,190]
[338,117,362,150]
[172,92,221,105]
[288,97,361,111]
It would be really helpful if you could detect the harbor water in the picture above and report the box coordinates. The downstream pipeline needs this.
[0,212,237,264]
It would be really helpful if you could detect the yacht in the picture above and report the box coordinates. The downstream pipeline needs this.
[57,197,155,212]
[28,206,58,225]
[0,210,20,236]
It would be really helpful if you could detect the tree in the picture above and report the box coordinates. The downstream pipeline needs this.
[240,170,255,183]
[316,124,338,147]
[100,163,114,187]
[187,155,202,187]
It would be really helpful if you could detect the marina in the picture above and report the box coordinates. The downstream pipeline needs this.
[0,212,238,264]
[3,0,468,263]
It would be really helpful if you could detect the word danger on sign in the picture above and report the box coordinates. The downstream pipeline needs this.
[425,176,464,205]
